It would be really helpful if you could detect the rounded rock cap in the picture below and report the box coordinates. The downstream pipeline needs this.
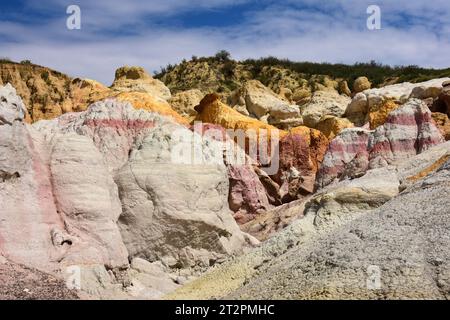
[442,80,450,88]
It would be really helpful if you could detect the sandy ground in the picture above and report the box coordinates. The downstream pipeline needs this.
[0,261,79,300]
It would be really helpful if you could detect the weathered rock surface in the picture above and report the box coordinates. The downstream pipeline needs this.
[317,99,445,188]
[63,78,185,125]
[344,92,368,125]
[0,96,129,271]
[239,198,309,242]
[346,78,450,126]
[275,127,328,201]
[0,62,73,123]
[111,66,171,100]
[114,91,188,125]
[338,80,351,96]
[432,112,450,140]
[229,80,301,129]
[62,78,111,114]
[0,62,187,124]
[192,123,277,223]
[127,258,181,299]
[214,118,328,212]
[301,91,351,128]
[195,93,280,135]
[228,165,273,224]
[368,100,399,129]
[315,127,370,188]
[48,133,129,268]
[290,127,330,173]
[315,115,354,140]
[193,95,331,219]
[115,122,249,269]
[410,79,448,100]
[292,87,312,105]
[0,109,64,270]
[353,76,371,93]
[169,89,204,121]
[224,158,450,299]
[34,99,161,172]
[167,143,450,300]
[404,153,450,185]
[36,100,252,270]
[432,80,450,117]
[309,75,340,93]
[1,87,254,299]
[0,83,27,124]
[369,99,444,165]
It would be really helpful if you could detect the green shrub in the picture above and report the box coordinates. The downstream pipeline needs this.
[215,50,231,62]
[41,71,52,85]
[221,60,236,79]
[154,52,450,89]
[41,71,49,81]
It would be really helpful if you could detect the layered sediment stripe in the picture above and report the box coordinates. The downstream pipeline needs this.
[384,110,432,126]
[34,99,182,172]
[316,99,445,188]
[316,128,371,188]
[192,122,272,221]
[84,119,156,131]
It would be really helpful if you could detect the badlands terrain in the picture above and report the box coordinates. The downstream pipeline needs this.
[0,56,449,299]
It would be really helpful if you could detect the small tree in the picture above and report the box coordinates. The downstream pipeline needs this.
[215,50,231,62]
[41,71,49,81]
[41,71,52,85]
[222,60,235,78]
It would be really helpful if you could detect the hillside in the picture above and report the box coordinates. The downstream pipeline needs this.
[155,52,450,99]
[0,60,180,123]
[3,55,450,124]
[0,59,72,122]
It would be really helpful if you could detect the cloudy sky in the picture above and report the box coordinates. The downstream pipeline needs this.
[1,0,449,84]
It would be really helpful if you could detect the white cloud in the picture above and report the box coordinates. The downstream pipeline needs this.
[25,0,253,30]
[2,0,450,84]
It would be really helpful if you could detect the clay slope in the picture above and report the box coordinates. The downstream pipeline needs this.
[0,61,72,122]
[0,84,254,299]
[0,258,79,300]
[167,142,450,300]
[0,61,186,125]
[227,159,450,299]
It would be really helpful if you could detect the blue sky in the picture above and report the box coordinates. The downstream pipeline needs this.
[1,0,450,84]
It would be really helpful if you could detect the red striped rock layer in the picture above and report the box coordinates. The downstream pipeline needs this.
[316,99,445,188]
[191,123,274,223]
[33,99,172,172]
[2,92,252,275]
[0,104,129,271]
[275,133,317,203]
[192,122,329,223]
